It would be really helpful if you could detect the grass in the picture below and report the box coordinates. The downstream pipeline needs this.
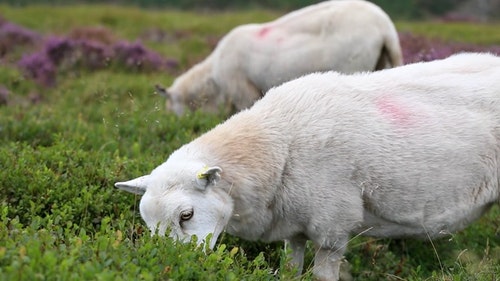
[396,20,500,46]
[1,4,499,280]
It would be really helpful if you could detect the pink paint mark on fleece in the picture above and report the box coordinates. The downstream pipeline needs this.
[256,26,272,38]
[375,95,415,127]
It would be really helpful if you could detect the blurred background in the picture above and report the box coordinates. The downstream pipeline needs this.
[1,0,500,21]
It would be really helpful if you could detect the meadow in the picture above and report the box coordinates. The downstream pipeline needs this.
[1,4,499,280]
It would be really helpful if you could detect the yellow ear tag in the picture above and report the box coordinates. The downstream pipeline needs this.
[196,166,209,179]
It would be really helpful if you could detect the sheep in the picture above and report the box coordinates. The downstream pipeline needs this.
[160,0,403,116]
[116,53,500,280]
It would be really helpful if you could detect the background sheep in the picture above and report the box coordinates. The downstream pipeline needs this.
[161,0,403,115]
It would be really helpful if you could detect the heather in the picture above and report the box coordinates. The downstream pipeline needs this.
[0,17,41,58]
[0,4,499,281]
[14,31,178,87]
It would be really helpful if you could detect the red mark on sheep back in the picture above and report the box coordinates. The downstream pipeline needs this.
[256,26,271,38]
[375,95,415,127]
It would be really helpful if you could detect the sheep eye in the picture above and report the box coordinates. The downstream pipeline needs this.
[180,209,193,222]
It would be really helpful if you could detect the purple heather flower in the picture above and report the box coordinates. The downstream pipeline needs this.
[76,39,112,69]
[0,22,41,43]
[18,52,56,87]
[112,40,165,71]
[0,21,41,56]
[44,36,75,65]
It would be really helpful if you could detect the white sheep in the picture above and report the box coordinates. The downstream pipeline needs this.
[160,0,403,115]
[117,53,500,280]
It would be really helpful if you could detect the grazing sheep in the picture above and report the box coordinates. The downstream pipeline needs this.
[160,0,403,115]
[117,53,500,280]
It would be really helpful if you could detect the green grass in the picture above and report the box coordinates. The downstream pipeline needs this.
[396,20,500,45]
[1,4,499,280]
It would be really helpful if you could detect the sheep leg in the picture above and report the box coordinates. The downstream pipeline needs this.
[284,236,307,275]
[312,245,346,281]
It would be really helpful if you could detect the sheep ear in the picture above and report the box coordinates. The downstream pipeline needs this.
[155,84,171,100]
[195,166,222,189]
[115,175,150,195]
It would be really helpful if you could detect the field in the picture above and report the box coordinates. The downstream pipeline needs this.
[1,4,500,280]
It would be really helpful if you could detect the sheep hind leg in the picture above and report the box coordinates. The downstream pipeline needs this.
[374,46,391,70]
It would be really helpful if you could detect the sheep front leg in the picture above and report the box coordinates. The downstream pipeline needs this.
[284,236,307,275]
[312,246,345,281]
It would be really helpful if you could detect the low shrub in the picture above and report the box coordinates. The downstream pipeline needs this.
[0,209,294,280]
[17,34,179,87]
[0,17,41,58]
